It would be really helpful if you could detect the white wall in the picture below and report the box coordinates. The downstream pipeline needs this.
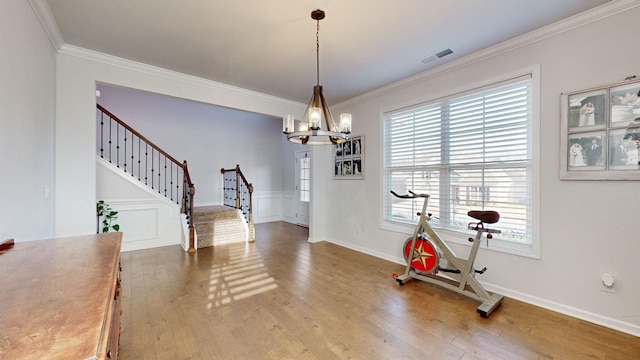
[314,3,640,335]
[0,0,56,242]
[54,46,306,237]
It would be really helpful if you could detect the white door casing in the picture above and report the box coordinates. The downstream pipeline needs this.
[295,150,310,227]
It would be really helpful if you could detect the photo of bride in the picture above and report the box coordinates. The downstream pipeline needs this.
[569,143,586,166]
[568,90,605,130]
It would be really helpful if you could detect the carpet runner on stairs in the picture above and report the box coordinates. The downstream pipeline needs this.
[193,205,248,248]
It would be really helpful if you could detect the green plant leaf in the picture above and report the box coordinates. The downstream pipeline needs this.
[97,200,121,233]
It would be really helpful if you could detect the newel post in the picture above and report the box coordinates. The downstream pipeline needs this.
[235,164,241,209]
[248,183,255,242]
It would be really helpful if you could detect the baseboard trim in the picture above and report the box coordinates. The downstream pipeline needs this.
[323,236,640,337]
[482,283,640,337]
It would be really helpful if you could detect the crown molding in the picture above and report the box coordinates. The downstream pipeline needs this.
[28,0,303,112]
[28,0,64,50]
[59,43,305,111]
[29,0,638,110]
[339,0,640,107]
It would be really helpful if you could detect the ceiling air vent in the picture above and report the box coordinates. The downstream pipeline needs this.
[420,48,454,65]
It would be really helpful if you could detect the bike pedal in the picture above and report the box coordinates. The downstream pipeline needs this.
[474,267,487,274]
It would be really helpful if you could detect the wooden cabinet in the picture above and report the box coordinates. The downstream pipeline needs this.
[0,233,122,360]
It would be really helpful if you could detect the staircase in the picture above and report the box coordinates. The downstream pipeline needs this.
[97,105,255,251]
[97,104,196,252]
[193,206,248,247]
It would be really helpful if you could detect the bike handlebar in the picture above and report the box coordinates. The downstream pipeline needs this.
[390,190,430,199]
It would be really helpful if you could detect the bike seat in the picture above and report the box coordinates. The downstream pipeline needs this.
[467,210,500,224]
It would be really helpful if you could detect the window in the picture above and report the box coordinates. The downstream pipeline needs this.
[467,186,490,201]
[299,156,310,202]
[383,74,536,255]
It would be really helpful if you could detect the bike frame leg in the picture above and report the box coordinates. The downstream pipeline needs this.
[396,223,425,285]
[477,293,504,318]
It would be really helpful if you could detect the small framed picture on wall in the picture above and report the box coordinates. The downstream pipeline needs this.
[334,135,364,179]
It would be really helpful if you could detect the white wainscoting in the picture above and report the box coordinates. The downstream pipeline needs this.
[107,198,182,252]
[98,157,184,252]
[235,191,297,225]
[281,191,296,224]
[253,191,283,223]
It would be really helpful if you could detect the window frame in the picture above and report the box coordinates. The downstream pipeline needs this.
[299,155,311,203]
[380,67,541,258]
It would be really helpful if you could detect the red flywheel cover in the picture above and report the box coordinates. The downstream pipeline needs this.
[403,237,439,273]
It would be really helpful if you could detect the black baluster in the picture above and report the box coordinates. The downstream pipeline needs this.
[242,184,247,219]
[157,153,161,193]
[116,123,120,168]
[100,112,104,158]
[226,175,229,206]
[162,159,166,197]
[137,137,141,181]
[169,162,173,201]
[144,144,148,185]
[223,175,227,206]
[108,116,113,163]
[151,148,155,190]
[176,167,179,204]
[123,128,127,173]
[130,131,134,177]
[183,174,188,213]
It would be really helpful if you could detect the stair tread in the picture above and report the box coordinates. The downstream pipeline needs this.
[194,205,230,214]
[194,206,248,248]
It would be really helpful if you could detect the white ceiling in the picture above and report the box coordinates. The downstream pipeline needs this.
[44,0,611,104]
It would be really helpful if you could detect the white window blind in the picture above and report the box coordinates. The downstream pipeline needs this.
[383,76,532,247]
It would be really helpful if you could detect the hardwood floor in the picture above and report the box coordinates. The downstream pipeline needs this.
[119,221,639,359]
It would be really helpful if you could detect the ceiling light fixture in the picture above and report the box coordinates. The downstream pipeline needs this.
[283,9,352,145]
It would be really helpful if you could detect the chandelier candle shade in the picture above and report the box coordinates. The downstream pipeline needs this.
[283,9,352,145]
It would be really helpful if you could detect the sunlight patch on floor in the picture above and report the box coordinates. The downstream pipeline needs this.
[206,242,277,308]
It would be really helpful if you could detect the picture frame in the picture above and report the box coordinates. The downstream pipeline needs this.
[560,79,640,180]
[334,135,364,179]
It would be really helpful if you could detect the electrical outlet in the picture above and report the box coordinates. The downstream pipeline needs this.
[601,273,615,293]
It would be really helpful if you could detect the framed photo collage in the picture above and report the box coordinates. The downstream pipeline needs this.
[560,79,640,180]
[334,135,364,179]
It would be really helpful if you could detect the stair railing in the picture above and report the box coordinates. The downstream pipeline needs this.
[220,165,255,242]
[97,104,196,253]
[182,161,196,253]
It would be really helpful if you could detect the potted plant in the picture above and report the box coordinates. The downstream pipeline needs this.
[96,200,121,233]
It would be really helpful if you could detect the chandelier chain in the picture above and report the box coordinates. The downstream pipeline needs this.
[282,9,351,145]
[316,19,320,86]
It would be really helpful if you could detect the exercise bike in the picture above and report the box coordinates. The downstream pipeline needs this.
[391,190,503,317]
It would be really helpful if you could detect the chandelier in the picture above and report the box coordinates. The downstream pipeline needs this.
[283,9,352,145]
